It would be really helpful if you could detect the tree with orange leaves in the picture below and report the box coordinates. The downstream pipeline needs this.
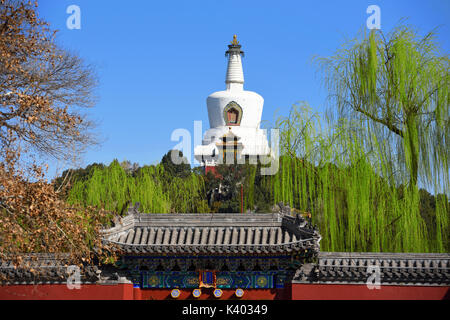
[0,0,115,274]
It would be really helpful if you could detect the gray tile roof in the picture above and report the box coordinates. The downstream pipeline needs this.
[100,207,321,255]
[2,251,448,286]
[294,251,450,286]
[0,254,101,284]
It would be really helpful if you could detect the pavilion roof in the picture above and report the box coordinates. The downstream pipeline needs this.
[100,204,321,255]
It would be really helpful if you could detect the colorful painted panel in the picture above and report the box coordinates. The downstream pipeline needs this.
[134,267,292,289]
[216,273,233,288]
[146,274,163,288]
[199,271,215,288]
[215,272,278,289]
[254,274,271,289]
[141,272,199,289]
[275,274,288,289]
[183,275,200,288]
[131,272,141,288]
[223,101,243,126]
[229,272,252,289]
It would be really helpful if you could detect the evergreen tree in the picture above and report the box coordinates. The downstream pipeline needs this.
[160,150,191,178]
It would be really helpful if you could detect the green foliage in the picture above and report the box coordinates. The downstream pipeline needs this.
[66,152,207,214]
[59,25,449,253]
[53,163,105,193]
[160,150,191,178]
[62,117,448,252]
[310,24,449,252]
[203,164,244,213]
[271,103,449,252]
[314,25,449,191]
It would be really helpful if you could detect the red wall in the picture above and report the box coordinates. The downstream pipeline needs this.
[0,283,448,300]
[0,285,288,300]
[291,283,449,300]
[0,284,135,300]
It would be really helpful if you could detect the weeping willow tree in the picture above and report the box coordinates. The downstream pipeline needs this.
[314,25,449,192]
[163,172,209,213]
[129,165,171,213]
[67,159,208,214]
[272,103,448,252]
[67,160,134,213]
[312,25,449,252]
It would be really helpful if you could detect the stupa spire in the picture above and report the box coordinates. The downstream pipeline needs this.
[225,35,244,90]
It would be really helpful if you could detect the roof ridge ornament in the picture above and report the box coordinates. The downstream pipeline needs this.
[127,202,141,216]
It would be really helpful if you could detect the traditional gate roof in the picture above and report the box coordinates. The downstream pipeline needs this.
[0,253,103,284]
[100,204,321,255]
[2,252,449,286]
[295,251,450,285]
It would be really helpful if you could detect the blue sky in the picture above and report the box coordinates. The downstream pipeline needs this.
[37,0,450,176]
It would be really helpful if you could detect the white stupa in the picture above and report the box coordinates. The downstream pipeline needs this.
[194,35,270,167]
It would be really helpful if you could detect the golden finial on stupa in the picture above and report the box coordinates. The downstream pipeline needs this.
[231,34,239,45]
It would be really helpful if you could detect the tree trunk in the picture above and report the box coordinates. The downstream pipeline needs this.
[405,115,419,188]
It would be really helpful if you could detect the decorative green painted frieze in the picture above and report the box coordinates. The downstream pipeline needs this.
[136,270,289,289]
